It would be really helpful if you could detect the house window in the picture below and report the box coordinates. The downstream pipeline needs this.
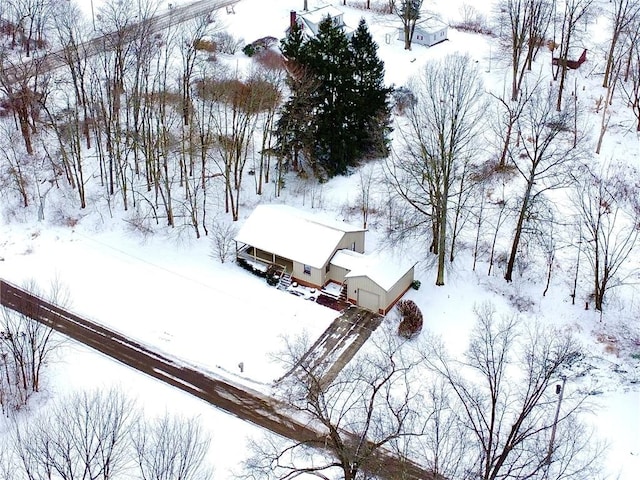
[326,262,331,273]
[304,264,311,275]
[351,242,356,251]
[417,35,423,40]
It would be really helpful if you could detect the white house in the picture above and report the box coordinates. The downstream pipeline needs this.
[235,205,415,314]
[289,5,355,39]
[398,18,448,47]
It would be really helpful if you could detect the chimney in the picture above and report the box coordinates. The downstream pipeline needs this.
[303,0,308,11]
[290,10,297,29]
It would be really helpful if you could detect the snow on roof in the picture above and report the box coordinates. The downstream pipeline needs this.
[235,205,364,269]
[331,249,415,292]
[420,17,448,31]
[299,5,343,25]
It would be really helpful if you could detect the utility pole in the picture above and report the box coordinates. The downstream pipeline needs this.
[545,376,567,477]
[90,0,96,31]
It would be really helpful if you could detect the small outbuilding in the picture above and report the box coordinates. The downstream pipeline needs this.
[552,47,587,70]
[235,205,415,314]
[398,18,448,47]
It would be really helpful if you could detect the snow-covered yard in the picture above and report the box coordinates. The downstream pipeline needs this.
[1,0,639,478]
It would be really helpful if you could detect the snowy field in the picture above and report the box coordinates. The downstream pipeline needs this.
[0,224,337,385]
[1,0,639,479]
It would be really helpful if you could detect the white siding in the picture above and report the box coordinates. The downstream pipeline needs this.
[328,264,350,284]
[292,261,324,287]
[338,231,365,253]
[384,266,415,313]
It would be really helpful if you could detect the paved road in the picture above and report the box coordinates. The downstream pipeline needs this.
[0,279,437,480]
[2,0,240,84]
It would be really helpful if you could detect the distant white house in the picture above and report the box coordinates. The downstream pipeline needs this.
[235,205,415,314]
[289,5,355,39]
[398,18,448,47]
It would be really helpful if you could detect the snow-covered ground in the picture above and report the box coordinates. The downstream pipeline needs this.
[2,0,640,478]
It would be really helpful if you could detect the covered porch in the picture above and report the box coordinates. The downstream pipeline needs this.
[236,243,294,273]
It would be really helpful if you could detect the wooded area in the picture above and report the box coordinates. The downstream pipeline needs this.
[0,0,638,298]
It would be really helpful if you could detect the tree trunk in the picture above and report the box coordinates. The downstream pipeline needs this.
[505,179,534,282]
[436,196,448,286]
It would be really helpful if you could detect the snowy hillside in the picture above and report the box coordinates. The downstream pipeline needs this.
[1,0,639,479]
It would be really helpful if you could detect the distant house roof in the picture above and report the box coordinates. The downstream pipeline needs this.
[299,5,344,26]
[331,249,415,292]
[417,17,448,33]
[290,5,355,38]
[235,205,365,269]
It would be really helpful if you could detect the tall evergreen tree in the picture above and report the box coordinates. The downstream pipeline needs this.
[350,19,392,158]
[305,16,357,176]
[276,16,391,177]
[277,20,315,170]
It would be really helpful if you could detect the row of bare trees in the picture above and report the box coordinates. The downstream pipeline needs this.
[0,0,286,234]
[0,280,67,414]
[0,388,213,480]
[243,303,602,480]
[385,12,640,309]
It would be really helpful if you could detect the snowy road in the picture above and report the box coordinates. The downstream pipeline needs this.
[2,0,240,84]
[0,279,439,480]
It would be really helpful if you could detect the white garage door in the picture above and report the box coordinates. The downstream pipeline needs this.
[357,289,380,312]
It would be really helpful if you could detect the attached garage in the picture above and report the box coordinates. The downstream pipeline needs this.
[331,249,416,315]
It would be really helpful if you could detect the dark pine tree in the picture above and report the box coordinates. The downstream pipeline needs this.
[350,18,392,158]
[280,18,305,61]
[276,15,392,178]
[304,16,357,177]
[277,20,316,170]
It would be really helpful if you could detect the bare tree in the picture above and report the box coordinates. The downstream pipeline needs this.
[553,0,592,111]
[621,37,640,131]
[210,215,237,263]
[4,0,56,57]
[497,0,553,101]
[408,380,468,480]
[395,0,424,50]
[602,0,640,88]
[244,326,422,480]
[417,302,603,480]
[0,123,31,208]
[10,388,136,480]
[504,85,581,282]
[357,163,377,229]
[0,50,49,156]
[201,71,279,220]
[0,279,69,410]
[489,87,535,168]
[132,413,213,480]
[387,53,485,285]
[570,163,640,311]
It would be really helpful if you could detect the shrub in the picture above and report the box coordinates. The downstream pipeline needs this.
[396,299,423,339]
[193,38,217,53]
[236,258,268,278]
[242,36,277,57]
[254,49,285,70]
[411,280,421,290]
[242,44,256,57]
